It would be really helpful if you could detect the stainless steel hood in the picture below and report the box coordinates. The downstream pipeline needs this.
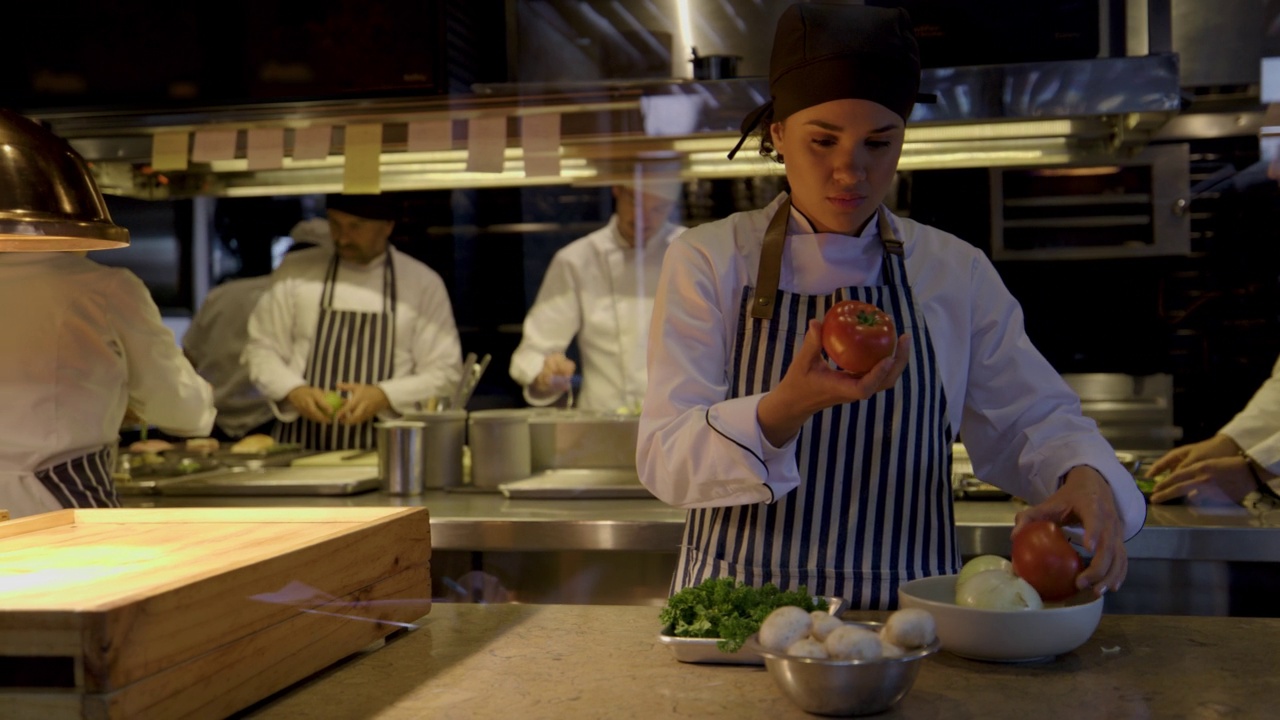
[26,52,1183,201]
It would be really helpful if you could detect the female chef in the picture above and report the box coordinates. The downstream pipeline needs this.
[636,3,1146,609]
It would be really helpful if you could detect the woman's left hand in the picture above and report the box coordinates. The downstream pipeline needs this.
[1013,466,1126,596]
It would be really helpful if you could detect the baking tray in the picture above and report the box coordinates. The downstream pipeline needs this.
[658,596,847,665]
[499,468,653,499]
[156,466,382,496]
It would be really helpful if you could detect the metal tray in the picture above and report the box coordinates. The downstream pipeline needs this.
[658,596,847,665]
[155,466,382,496]
[499,469,653,499]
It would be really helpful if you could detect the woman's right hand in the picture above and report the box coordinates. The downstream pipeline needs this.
[1145,434,1240,478]
[757,319,911,447]
[531,353,577,396]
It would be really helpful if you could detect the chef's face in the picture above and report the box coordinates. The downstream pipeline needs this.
[613,186,676,248]
[328,209,393,265]
[770,99,904,236]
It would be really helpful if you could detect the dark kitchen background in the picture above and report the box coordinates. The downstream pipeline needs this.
[5,0,1278,444]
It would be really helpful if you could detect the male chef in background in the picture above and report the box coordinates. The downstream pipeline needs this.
[510,175,685,413]
[183,218,331,442]
[243,194,462,451]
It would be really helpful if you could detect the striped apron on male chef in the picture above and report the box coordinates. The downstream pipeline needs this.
[34,445,120,508]
[672,197,959,609]
[274,253,397,451]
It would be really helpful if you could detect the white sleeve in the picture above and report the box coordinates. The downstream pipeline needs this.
[377,270,463,413]
[243,274,307,413]
[509,251,582,400]
[957,252,1145,541]
[181,291,214,365]
[637,240,799,509]
[111,272,215,437]
[1221,354,1280,459]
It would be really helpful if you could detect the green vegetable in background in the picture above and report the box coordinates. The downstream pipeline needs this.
[658,577,828,653]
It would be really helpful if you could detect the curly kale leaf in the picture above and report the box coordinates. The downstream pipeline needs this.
[658,578,829,653]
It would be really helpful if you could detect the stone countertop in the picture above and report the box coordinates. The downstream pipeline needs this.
[123,490,1280,561]
[242,603,1279,720]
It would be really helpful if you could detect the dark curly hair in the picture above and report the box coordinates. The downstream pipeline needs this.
[754,105,784,164]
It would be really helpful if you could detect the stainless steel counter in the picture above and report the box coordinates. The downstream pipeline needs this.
[121,490,1280,561]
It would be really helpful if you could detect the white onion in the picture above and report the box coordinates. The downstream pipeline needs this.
[957,555,1014,590]
[956,569,1043,610]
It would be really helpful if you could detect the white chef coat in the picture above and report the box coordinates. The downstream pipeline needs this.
[1221,354,1280,478]
[509,216,684,412]
[638,194,1146,541]
[183,274,276,438]
[243,247,462,419]
[0,253,215,515]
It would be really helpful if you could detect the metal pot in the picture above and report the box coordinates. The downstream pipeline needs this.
[691,52,741,80]
[467,409,533,490]
[528,410,639,472]
[410,410,467,489]
[376,420,426,495]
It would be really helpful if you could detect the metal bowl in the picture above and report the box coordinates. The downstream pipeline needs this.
[749,621,938,717]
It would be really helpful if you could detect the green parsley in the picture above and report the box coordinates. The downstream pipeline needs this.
[658,577,829,653]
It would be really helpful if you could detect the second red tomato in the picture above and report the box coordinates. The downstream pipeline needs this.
[1011,520,1084,602]
[820,300,896,376]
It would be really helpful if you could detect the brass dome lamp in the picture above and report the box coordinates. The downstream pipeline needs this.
[0,108,129,251]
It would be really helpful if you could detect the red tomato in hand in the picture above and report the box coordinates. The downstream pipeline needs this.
[820,300,896,376]
[1011,520,1084,602]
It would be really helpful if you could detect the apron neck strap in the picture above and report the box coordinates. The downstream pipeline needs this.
[750,198,902,320]
[319,251,398,313]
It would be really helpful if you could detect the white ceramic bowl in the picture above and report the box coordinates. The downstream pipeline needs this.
[897,575,1103,662]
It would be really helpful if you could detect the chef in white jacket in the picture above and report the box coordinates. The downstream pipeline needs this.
[183,218,332,441]
[0,252,215,517]
[637,3,1145,609]
[510,179,685,412]
[243,194,462,451]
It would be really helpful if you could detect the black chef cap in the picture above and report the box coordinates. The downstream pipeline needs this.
[727,3,934,159]
[325,193,400,222]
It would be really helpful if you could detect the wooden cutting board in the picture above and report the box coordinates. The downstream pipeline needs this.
[291,450,379,467]
[0,507,431,719]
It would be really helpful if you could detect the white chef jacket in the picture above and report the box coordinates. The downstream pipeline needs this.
[1221,354,1280,480]
[509,216,684,412]
[0,253,215,513]
[183,275,276,438]
[638,194,1146,541]
[243,247,462,419]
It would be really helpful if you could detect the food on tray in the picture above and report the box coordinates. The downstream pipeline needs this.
[129,439,175,453]
[658,577,829,653]
[757,606,936,660]
[184,438,220,454]
[230,434,276,454]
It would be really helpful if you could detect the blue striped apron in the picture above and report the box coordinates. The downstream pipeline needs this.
[274,253,397,451]
[673,198,958,609]
[34,445,120,508]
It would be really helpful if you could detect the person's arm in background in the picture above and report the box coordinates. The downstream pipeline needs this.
[243,273,313,423]
[110,271,215,437]
[1147,354,1280,503]
[955,249,1143,595]
[509,252,582,406]
[373,268,463,415]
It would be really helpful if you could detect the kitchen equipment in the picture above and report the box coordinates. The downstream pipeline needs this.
[690,48,741,80]
[747,621,939,716]
[897,575,1103,662]
[456,353,491,411]
[0,507,431,719]
[290,450,380,467]
[1062,373,1182,451]
[657,597,846,665]
[528,409,639,472]
[450,352,478,409]
[467,409,533,491]
[499,468,651,499]
[414,409,467,489]
[377,420,427,495]
[154,466,381,496]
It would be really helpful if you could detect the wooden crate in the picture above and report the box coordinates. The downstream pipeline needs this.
[0,507,432,719]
